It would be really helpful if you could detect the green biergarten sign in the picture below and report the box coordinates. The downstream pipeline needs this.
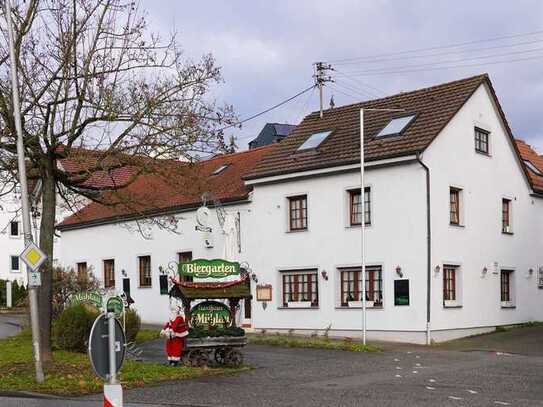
[68,291,124,318]
[69,291,103,309]
[179,259,240,279]
[191,301,231,327]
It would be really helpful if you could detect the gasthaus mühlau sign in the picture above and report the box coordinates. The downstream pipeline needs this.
[178,259,240,279]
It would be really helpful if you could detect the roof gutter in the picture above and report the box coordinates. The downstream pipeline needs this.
[416,153,432,346]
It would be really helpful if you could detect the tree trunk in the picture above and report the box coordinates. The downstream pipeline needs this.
[38,165,56,362]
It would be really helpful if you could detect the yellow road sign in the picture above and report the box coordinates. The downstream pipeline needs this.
[20,242,47,272]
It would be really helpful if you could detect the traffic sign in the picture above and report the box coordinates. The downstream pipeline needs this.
[28,271,41,287]
[19,242,47,272]
[88,314,126,381]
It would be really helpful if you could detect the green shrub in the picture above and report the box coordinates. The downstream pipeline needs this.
[53,304,99,352]
[124,308,141,344]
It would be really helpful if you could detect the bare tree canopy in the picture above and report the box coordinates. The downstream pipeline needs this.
[0,0,236,361]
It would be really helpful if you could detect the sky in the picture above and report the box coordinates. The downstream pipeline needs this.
[141,0,543,153]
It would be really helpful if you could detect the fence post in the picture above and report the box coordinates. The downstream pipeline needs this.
[6,280,12,308]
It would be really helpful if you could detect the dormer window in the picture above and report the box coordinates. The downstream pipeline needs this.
[524,159,543,176]
[297,130,332,151]
[375,115,416,138]
[211,163,229,175]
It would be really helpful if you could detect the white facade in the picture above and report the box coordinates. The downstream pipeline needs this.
[57,81,543,343]
[59,204,251,324]
[245,83,543,343]
[0,191,28,284]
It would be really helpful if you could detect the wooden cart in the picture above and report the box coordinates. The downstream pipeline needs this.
[169,276,251,367]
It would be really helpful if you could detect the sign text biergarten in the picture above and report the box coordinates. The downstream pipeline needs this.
[179,259,240,279]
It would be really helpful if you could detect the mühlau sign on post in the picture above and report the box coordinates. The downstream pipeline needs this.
[179,259,240,279]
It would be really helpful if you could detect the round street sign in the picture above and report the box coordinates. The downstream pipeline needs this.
[88,314,126,380]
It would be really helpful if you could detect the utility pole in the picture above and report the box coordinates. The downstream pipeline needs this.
[313,62,334,119]
[4,0,45,383]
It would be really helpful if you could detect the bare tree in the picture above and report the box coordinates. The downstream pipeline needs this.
[0,0,235,361]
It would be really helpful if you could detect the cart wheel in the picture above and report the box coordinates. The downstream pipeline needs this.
[187,349,209,367]
[224,349,243,367]
[214,347,227,365]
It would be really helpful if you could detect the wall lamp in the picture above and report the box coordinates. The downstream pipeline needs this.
[482,266,488,276]
[395,266,403,278]
[321,270,329,281]
[434,265,441,274]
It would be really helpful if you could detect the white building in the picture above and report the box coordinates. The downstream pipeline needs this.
[57,74,543,343]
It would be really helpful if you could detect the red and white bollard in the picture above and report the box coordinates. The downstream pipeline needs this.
[104,384,123,407]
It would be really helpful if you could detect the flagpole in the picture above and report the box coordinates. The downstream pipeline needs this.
[360,108,366,345]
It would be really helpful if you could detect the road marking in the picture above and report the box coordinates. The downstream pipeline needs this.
[448,396,464,401]
[428,379,436,383]
[416,355,420,359]
[396,366,402,370]
[412,370,418,374]
[496,352,513,356]
[395,374,402,378]
[393,358,400,362]
[494,402,510,406]
[407,351,412,354]
[467,389,478,394]
[426,386,435,390]
[415,363,421,367]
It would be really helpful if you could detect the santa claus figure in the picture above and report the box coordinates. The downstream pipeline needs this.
[160,305,189,365]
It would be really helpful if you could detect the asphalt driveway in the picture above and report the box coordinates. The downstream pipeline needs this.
[2,327,543,406]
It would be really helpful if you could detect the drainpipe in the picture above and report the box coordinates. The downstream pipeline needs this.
[416,153,432,345]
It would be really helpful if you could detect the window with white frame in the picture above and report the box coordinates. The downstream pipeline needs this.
[538,267,543,289]
[281,269,318,307]
[500,269,515,307]
[348,187,371,226]
[288,195,308,231]
[139,255,152,287]
[502,198,512,234]
[9,221,19,237]
[10,255,20,272]
[443,264,461,306]
[339,265,383,307]
[449,187,462,226]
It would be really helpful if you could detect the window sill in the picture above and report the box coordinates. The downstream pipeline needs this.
[286,229,308,234]
[138,286,152,289]
[501,231,514,235]
[336,306,383,310]
[449,223,465,228]
[501,302,516,309]
[475,151,492,158]
[278,306,319,310]
[345,224,372,229]
[443,301,462,308]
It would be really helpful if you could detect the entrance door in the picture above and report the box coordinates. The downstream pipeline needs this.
[242,278,252,327]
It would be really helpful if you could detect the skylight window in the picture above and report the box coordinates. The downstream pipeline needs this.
[211,163,229,175]
[524,160,543,176]
[297,130,332,151]
[375,115,416,138]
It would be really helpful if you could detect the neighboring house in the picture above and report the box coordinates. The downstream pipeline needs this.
[248,123,296,149]
[243,73,543,344]
[56,147,274,324]
[56,73,543,344]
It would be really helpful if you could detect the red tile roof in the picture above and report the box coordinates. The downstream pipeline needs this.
[515,139,543,193]
[245,74,492,179]
[57,146,275,229]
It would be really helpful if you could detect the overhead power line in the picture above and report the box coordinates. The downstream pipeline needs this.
[344,53,543,77]
[220,84,316,132]
[334,37,543,65]
[327,28,543,64]
[342,45,543,75]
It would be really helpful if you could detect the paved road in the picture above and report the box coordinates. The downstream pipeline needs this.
[2,332,543,406]
[0,313,23,338]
